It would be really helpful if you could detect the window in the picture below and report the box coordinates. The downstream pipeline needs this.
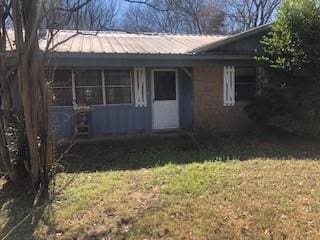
[235,67,257,101]
[74,70,103,105]
[105,70,132,104]
[52,70,73,106]
[51,69,133,106]
[153,71,176,101]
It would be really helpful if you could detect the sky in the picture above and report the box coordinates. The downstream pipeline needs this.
[118,0,131,15]
[116,0,142,25]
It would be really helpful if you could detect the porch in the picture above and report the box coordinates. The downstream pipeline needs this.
[51,67,193,138]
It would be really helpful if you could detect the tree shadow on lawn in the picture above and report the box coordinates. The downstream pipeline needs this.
[0,175,77,240]
[0,181,51,240]
[60,130,320,173]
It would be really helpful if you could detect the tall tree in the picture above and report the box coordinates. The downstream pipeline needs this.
[64,0,118,30]
[0,0,17,182]
[246,0,320,135]
[0,0,95,190]
[123,0,226,34]
[225,0,280,32]
[123,0,279,34]
[123,2,180,33]
[40,0,118,31]
[175,0,226,34]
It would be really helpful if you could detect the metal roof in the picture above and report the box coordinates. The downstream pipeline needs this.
[6,25,269,56]
[36,30,227,55]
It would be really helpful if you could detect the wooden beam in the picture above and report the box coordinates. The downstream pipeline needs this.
[182,67,192,79]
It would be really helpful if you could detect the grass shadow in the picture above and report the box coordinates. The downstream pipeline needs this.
[60,129,320,173]
[0,174,79,240]
[0,181,50,240]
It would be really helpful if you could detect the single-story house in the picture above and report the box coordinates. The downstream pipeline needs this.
[8,24,271,138]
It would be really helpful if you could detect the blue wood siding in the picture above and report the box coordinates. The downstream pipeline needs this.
[208,32,266,55]
[178,69,193,129]
[90,105,151,135]
[51,107,75,138]
[51,67,193,138]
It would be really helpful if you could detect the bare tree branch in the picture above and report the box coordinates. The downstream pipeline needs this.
[224,0,280,32]
[124,0,173,12]
[123,0,226,34]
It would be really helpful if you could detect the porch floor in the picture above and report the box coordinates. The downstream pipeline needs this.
[59,129,192,145]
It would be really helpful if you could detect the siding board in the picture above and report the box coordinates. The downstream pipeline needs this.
[179,69,193,129]
[90,105,151,135]
[51,107,75,138]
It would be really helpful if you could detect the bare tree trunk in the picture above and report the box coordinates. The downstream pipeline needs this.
[0,0,19,182]
[12,0,52,187]
[0,0,94,189]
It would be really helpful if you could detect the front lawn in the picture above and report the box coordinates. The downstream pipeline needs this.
[1,132,320,239]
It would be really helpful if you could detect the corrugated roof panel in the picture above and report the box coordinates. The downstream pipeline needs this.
[138,36,166,54]
[120,34,142,53]
[166,36,196,52]
[96,34,106,53]
[152,36,180,54]
[110,34,129,53]
[5,30,228,55]
[81,36,92,52]
[102,34,115,53]
[129,36,150,53]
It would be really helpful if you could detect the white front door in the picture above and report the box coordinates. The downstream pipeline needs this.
[152,70,179,130]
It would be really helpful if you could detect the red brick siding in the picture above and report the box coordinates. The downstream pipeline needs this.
[193,64,251,131]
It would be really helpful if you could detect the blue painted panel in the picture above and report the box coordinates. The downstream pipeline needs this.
[90,105,151,135]
[51,107,74,138]
[89,68,152,136]
[179,69,193,129]
[209,32,266,55]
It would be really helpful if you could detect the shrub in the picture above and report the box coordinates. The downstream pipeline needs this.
[247,0,320,136]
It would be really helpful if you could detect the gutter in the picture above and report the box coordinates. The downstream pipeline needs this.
[48,52,255,61]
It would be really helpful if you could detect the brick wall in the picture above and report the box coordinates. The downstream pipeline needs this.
[193,64,251,132]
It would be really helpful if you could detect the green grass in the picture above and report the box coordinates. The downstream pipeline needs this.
[53,171,127,219]
[1,132,320,239]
